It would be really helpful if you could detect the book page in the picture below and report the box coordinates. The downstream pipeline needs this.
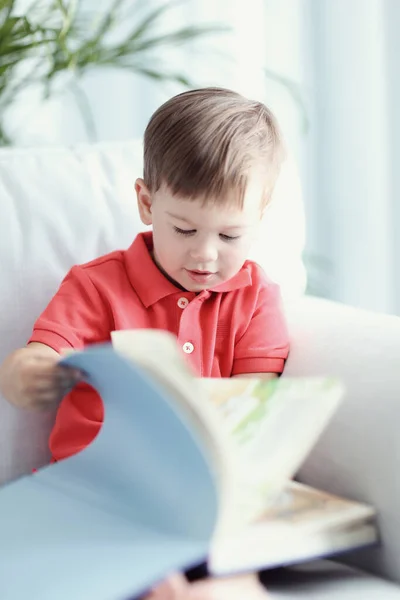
[111,330,344,536]
[200,377,344,531]
[258,481,375,527]
[211,481,377,574]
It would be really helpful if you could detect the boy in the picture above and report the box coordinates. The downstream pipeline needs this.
[0,87,289,598]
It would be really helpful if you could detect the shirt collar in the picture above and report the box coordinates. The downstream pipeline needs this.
[125,232,252,306]
[125,232,181,307]
[209,265,252,292]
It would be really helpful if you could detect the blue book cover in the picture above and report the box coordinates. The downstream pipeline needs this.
[0,333,369,599]
[0,345,218,600]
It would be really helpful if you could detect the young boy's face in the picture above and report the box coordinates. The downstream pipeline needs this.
[136,176,264,292]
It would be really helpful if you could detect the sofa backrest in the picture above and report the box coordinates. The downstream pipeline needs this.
[0,140,306,484]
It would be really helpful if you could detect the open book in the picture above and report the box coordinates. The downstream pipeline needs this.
[0,330,377,600]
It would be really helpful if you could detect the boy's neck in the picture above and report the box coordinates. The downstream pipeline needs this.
[149,249,190,293]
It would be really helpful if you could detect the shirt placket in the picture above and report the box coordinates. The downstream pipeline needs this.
[176,291,208,376]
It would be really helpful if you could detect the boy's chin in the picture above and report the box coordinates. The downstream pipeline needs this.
[182,282,210,293]
[155,260,220,292]
[174,276,218,293]
[173,275,209,293]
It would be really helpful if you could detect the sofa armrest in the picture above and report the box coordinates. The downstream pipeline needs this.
[284,296,400,583]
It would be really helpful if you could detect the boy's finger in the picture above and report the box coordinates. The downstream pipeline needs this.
[146,574,188,599]
[29,354,60,366]
[188,575,268,600]
[28,380,60,393]
[33,394,60,405]
[55,367,83,381]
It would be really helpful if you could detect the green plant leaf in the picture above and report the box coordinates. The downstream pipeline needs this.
[0,0,15,27]
[121,0,183,46]
[90,0,126,44]
[264,67,310,133]
[117,24,228,56]
[0,0,237,146]
[0,57,20,72]
[0,121,11,144]
[56,0,79,38]
[112,62,193,87]
[68,79,98,141]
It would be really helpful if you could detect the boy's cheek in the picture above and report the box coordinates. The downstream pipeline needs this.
[234,239,253,258]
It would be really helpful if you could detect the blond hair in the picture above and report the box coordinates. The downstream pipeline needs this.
[143,87,285,208]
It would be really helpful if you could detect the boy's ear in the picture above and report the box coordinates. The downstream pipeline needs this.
[135,178,153,226]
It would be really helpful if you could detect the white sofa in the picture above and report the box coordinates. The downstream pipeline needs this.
[1,141,400,599]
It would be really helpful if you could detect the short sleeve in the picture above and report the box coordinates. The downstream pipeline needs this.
[232,278,290,376]
[28,266,112,352]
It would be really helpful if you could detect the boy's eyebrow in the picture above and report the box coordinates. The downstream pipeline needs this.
[166,211,193,225]
[166,211,247,230]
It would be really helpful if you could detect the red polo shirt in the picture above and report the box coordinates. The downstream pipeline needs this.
[29,232,289,460]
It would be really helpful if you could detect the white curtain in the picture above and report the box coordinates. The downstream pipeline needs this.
[302,0,399,314]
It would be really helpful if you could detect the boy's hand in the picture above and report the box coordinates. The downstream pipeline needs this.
[142,573,268,599]
[143,574,187,599]
[0,343,82,410]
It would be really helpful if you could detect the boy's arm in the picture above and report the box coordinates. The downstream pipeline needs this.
[0,342,81,410]
[1,265,110,410]
[232,272,289,378]
[234,373,277,380]
[29,265,111,353]
[27,342,59,356]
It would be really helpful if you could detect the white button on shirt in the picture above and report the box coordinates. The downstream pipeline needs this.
[177,297,189,309]
[182,342,194,354]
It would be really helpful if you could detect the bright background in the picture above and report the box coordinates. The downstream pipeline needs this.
[4,0,400,314]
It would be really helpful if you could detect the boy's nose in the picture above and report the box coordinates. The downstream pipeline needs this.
[190,240,218,263]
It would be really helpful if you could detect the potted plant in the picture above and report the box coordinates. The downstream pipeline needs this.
[0,0,224,144]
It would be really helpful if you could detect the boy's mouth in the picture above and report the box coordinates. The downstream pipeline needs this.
[185,269,215,283]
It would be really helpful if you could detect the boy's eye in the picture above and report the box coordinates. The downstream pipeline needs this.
[173,226,196,236]
[220,234,240,242]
